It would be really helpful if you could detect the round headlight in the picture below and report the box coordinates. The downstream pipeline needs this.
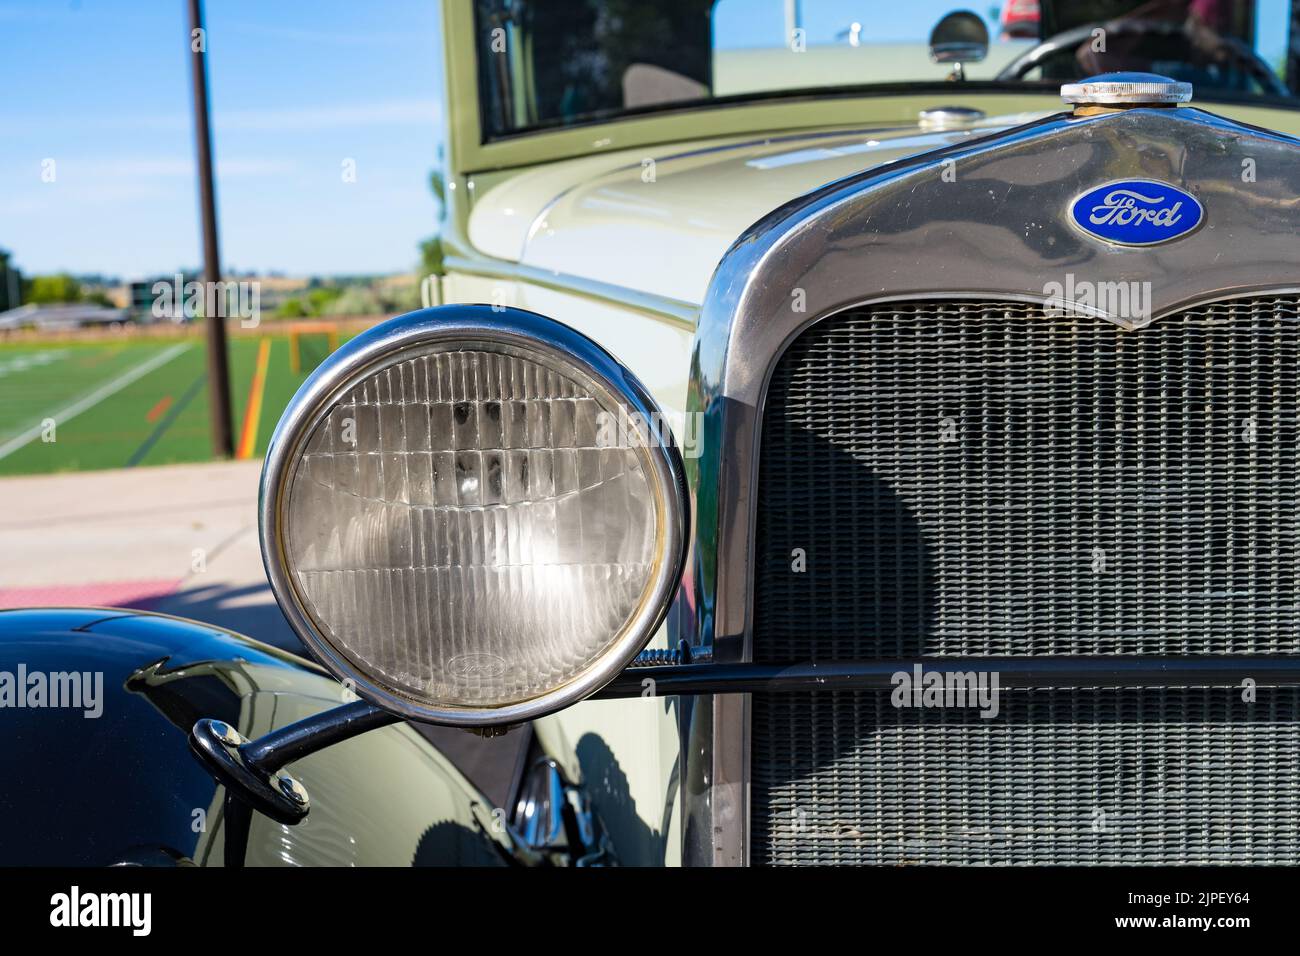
[260,306,688,725]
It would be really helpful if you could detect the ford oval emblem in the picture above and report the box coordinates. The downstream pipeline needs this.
[1068,179,1203,246]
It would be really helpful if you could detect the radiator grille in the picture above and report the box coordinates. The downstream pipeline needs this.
[752,686,1300,865]
[751,296,1300,865]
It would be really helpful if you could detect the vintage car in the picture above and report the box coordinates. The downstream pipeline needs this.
[5,0,1300,867]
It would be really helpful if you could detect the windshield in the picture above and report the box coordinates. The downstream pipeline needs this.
[473,0,1300,138]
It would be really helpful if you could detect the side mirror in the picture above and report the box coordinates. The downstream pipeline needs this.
[929,10,989,80]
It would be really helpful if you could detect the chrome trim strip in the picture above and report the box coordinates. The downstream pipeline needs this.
[681,105,1300,865]
[259,305,690,727]
[443,255,698,331]
[598,656,1300,697]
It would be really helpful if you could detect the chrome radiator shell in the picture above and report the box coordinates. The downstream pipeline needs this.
[680,106,1300,866]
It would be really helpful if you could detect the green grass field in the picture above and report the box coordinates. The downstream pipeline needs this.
[0,333,340,476]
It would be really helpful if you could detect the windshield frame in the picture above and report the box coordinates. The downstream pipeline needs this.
[440,1,1300,177]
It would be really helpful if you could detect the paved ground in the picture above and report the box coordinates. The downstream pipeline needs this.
[0,459,527,808]
[0,458,298,644]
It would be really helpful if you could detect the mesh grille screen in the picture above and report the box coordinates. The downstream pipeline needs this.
[751,296,1300,865]
[753,687,1300,865]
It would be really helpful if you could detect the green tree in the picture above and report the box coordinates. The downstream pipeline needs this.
[324,285,383,316]
[307,286,344,313]
[277,297,307,318]
[418,166,447,278]
[277,285,345,318]
[28,273,82,304]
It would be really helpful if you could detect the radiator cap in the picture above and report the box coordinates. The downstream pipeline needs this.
[1061,72,1192,107]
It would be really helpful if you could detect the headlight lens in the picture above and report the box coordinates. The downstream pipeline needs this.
[262,308,687,724]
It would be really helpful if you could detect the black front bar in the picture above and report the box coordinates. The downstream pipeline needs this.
[590,655,1300,699]
[197,653,1300,840]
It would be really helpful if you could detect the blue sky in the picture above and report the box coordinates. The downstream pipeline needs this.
[0,0,441,279]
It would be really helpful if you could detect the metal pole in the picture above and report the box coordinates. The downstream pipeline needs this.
[186,0,234,458]
[783,0,802,45]
[1291,0,1300,97]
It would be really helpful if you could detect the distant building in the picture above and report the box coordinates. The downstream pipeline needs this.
[129,275,198,323]
[0,303,128,331]
[0,251,21,313]
[129,279,161,321]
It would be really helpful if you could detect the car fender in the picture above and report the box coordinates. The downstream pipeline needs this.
[0,608,513,866]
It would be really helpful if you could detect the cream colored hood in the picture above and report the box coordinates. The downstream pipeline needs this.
[467,115,1045,305]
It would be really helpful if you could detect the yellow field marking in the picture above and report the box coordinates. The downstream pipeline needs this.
[235,337,272,460]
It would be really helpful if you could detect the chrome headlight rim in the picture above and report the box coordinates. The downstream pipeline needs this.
[259,305,689,726]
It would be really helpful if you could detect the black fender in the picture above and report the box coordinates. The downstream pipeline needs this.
[0,608,513,866]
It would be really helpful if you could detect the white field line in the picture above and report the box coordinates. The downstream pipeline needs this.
[0,342,191,461]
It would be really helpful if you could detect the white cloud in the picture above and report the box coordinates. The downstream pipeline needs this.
[0,156,296,182]
[0,156,298,214]
[224,22,419,47]
[216,99,440,132]
[0,99,441,136]
[88,157,298,178]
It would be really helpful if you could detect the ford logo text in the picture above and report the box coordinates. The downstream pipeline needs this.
[1069,179,1203,246]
